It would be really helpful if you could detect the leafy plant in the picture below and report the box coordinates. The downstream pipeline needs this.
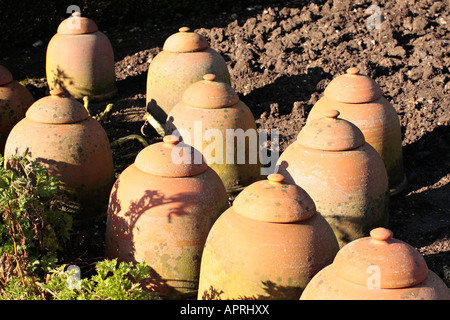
[0,153,157,300]
[41,259,156,300]
[0,152,72,296]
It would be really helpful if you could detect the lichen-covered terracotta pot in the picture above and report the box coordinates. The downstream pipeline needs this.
[146,27,231,124]
[4,88,114,222]
[0,65,34,152]
[307,67,406,195]
[105,135,229,299]
[197,173,339,300]
[301,228,450,300]
[46,12,117,101]
[166,74,261,193]
[277,109,389,247]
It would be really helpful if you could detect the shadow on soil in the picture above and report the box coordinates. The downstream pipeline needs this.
[241,66,330,118]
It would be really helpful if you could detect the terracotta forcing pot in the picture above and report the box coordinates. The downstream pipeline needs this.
[46,12,117,101]
[0,65,34,152]
[307,67,406,195]
[166,74,261,193]
[300,227,450,300]
[105,135,229,299]
[146,27,231,124]
[197,173,339,300]
[277,109,389,247]
[4,88,114,222]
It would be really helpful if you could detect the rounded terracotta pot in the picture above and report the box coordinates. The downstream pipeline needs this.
[277,109,389,247]
[46,12,117,101]
[166,74,261,193]
[146,27,231,124]
[301,227,450,300]
[197,173,339,300]
[0,65,34,152]
[307,67,406,195]
[4,88,114,222]
[105,135,229,299]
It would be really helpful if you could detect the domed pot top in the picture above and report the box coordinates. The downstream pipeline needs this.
[180,74,239,109]
[25,88,89,124]
[232,173,316,223]
[324,67,383,104]
[163,27,210,53]
[134,135,208,178]
[296,109,366,151]
[0,65,13,86]
[332,228,429,289]
[57,12,99,35]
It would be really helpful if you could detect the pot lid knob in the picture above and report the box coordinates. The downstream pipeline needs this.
[57,12,99,35]
[0,65,13,86]
[332,228,429,289]
[267,173,285,184]
[232,173,316,223]
[162,26,210,53]
[178,26,190,32]
[370,227,393,242]
[346,67,360,75]
[323,67,383,103]
[180,74,239,109]
[49,87,68,97]
[296,109,365,151]
[162,134,180,145]
[134,135,208,177]
[322,109,340,119]
[203,73,216,81]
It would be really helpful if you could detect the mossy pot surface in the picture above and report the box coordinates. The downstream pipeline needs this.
[307,68,406,195]
[166,74,261,193]
[197,174,339,300]
[146,27,231,124]
[277,110,390,247]
[46,12,117,102]
[4,89,114,222]
[301,228,450,300]
[105,135,229,299]
[0,65,34,152]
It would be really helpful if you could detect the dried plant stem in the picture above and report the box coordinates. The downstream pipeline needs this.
[83,96,114,121]
[83,96,91,116]
[143,112,165,137]
[96,104,114,121]
[111,134,149,148]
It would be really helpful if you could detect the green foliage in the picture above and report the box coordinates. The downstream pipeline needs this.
[0,152,72,286]
[0,276,43,300]
[0,153,156,300]
[41,259,156,300]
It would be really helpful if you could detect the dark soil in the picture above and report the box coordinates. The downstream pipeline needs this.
[2,0,449,287]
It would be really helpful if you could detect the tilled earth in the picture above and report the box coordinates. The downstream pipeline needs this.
[2,0,450,288]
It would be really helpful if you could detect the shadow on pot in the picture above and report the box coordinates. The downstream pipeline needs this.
[105,182,204,299]
[47,65,75,96]
[199,281,304,300]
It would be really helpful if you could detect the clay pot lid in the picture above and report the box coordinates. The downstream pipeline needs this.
[297,109,365,151]
[324,67,383,103]
[57,12,99,35]
[163,27,209,53]
[332,228,429,289]
[134,135,208,177]
[25,88,89,124]
[0,65,13,86]
[181,74,239,109]
[232,173,316,223]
